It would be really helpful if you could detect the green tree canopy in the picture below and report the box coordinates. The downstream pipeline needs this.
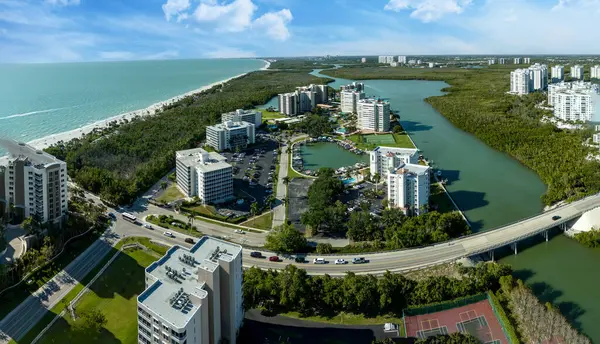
[265,223,307,254]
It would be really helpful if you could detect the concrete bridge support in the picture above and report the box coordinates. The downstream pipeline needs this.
[542,230,549,242]
[510,242,518,255]
[559,222,568,231]
[488,250,494,262]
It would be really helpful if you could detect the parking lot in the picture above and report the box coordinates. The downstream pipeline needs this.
[219,136,280,213]
[288,178,387,234]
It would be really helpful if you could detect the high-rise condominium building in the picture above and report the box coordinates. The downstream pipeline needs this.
[510,69,530,95]
[221,109,262,127]
[361,57,367,63]
[594,133,600,144]
[137,236,243,344]
[357,98,391,132]
[340,82,364,92]
[378,56,394,64]
[514,58,521,64]
[528,63,548,91]
[340,90,365,113]
[0,140,68,224]
[571,65,584,80]
[524,57,531,64]
[591,65,600,79]
[370,147,419,178]
[175,148,233,204]
[206,119,255,152]
[548,82,599,122]
[551,65,565,83]
[499,58,506,64]
[398,56,407,64]
[387,163,430,216]
[488,59,495,65]
[277,84,328,116]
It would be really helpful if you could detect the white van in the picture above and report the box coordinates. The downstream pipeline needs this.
[313,258,326,264]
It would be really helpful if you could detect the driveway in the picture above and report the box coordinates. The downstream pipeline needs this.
[1,226,26,265]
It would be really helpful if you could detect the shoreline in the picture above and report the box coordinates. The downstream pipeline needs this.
[27,59,271,151]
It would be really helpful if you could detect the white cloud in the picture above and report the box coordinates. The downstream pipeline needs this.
[45,0,81,6]
[253,9,292,41]
[193,0,257,32]
[162,0,191,22]
[204,47,257,58]
[384,0,472,22]
[99,51,135,60]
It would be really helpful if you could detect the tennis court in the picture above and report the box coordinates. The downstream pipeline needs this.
[363,134,396,145]
[404,299,508,344]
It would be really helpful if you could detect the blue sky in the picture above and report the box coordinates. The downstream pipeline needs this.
[0,0,599,63]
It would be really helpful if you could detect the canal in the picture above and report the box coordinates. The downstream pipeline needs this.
[312,69,599,341]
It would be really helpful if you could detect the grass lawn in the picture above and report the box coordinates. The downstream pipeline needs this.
[0,230,102,320]
[154,183,184,204]
[184,204,226,220]
[287,151,306,179]
[281,311,405,333]
[347,133,415,150]
[260,110,285,120]
[36,247,158,344]
[241,212,273,230]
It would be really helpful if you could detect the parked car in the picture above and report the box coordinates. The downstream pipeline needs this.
[313,258,326,264]
[250,251,263,258]
[352,257,368,264]
[335,259,348,265]
[234,229,246,234]
[108,212,117,219]
[184,238,194,244]
[164,231,174,238]
[268,256,280,262]
[295,256,306,263]
[552,215,561,221]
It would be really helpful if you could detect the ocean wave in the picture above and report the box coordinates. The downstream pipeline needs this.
[0,107,70,120]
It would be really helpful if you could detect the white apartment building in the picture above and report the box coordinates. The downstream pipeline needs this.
[357,98,391,132]
[0,139,68,225]
[206,119,255,152]
[398,56,407,64]
[488,59,495,65]
[387,163,430,216]
[340,82,364,92]
[278,92,297,116]
[548,81,599,106]
[428,62,435,68]
[277,84,328,116]
[524,57,531,64]
[416,59,422,64]
[221,109,262,127]
[175,148,233,204]
[499,58,506,64]
[514,58,521,64]
[571,65,584,80]
[593,133,600,144]
[378,56,394,64]
[370,146,419,178]
[551,65,565,83]
[340,90,365,113]
[361,57,367,63]
[551,90,596,122]
[528,63,548,91]
[510,69,530,95]
[408,59,416,65]
[390,62,398,67]
[591,65,600,79]
[137,236,243,344]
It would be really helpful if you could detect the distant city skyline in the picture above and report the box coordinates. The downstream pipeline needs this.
[1,0,599,63]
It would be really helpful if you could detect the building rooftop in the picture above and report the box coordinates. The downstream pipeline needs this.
[138,236,242,330]
[209,120,254,131]
[373,146,418,156]
[390,162,430,176]
[176,148,231,173]
[223,109,260,116]
[0,139,63,167]
[358,98,389,105]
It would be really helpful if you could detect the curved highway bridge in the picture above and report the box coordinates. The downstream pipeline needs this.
[243,194,600,276]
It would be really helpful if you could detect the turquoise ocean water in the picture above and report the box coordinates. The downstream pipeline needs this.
[0,59,266,145]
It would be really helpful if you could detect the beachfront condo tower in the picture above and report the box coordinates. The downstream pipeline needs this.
[277,84,328,116]
[387,163,431,216]
[510,69,531,95]
[357,98,391,132]
[551,65,565,83]
[221,109,262,127]
[175,148,233,204]
[340,90,365,113]
[0,139,68,225]
[591,65,600,80]
[571,65,584,80]
[206,118,255,152]
[137,236,243,344]
[528,63,548,91]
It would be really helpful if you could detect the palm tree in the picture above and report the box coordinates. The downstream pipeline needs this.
[373,173,381,192]
[250,203,259,227]
[282,176,290,185]
[160,181,168,191]
[265,195,276,210]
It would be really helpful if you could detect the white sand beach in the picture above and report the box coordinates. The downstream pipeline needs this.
[27,59,272,151]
